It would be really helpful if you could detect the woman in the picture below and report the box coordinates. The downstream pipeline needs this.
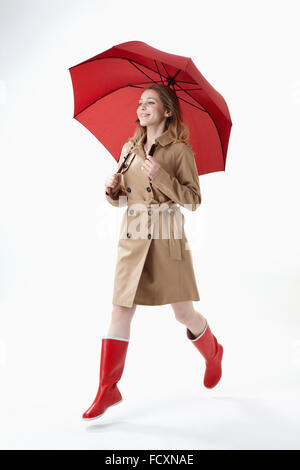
[82,84,223,421]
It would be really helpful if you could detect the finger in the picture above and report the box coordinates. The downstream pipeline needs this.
[147,155,155,164]
[108,176,118,184]
[141,165,149,174]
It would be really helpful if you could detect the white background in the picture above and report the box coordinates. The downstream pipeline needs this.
[1,0,300,450]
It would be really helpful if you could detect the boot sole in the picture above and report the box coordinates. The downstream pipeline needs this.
[82,398,123,421]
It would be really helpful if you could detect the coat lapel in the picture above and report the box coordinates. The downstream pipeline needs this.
[131,127,176,161]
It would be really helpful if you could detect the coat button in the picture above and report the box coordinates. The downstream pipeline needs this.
[148,234,151,239]
[148,210,152,216]
[129,209,134,215]
[127,187,131,192]
[146,186,151,192]
[127,232,132,238]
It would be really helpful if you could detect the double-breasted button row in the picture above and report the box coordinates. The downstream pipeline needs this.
[127,233,152,239]
[127,186,151,193]
[127,209,154,216]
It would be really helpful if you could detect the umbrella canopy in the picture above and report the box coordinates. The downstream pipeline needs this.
[68,40,232,175]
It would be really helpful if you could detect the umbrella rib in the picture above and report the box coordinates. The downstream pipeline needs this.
[71,56,197,86]
[127,81,159,87]
[127,59,185,91]
[160,65,201,97]
[154,60,164,83]
[171,70,181,92]
[174,80,198,84]
[73,79,164,117]
[73,60,170,117]
[173,81,208,111]
[73,79,204,117]
[176,87,203,91]
[72,56,225,163]
[175,82,225,163]
[127,84,159,89]
[161,63,181,88]
[73,84,144,117]
[173,71,183,92]
[128,59,161,84]
[161,62,170,79]
[175,94,207,111]
[127,61,224,163]
[175,82,205,108]
[71,55,228,170]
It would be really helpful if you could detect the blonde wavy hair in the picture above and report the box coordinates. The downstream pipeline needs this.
[127,83,190,148]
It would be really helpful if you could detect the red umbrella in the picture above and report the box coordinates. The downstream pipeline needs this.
[68,40,232,175]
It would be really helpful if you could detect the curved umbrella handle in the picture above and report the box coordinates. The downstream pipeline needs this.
[116,144,137,174]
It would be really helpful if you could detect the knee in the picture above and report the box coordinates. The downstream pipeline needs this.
[111,304,136,323]
[172,305,194,324]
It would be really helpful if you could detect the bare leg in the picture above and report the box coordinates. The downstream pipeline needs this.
[171,301,207,337]
[106,304,137,339]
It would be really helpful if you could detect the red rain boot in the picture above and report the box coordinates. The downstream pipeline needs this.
[186,321,223,388]
[82,337,129,420]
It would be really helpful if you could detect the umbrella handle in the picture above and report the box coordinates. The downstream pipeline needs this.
[107,142,158,196]
[115,142,159,177]
[148,143,158,157]
[116,144,137,174]
[107,144,136,197]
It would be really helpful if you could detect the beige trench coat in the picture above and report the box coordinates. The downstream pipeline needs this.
[105,127,202,307]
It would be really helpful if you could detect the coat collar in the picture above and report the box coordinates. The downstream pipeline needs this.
[132,127,175,155]
[154,127,175,147]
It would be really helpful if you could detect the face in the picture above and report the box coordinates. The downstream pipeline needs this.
[137,89,171,127]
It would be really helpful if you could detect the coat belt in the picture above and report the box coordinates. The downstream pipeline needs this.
[127,202,183,260]
[146,202,183,261]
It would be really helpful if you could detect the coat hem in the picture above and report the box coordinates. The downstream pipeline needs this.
[129,294,200,307]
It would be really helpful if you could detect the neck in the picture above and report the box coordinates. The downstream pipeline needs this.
[144,123,167,148]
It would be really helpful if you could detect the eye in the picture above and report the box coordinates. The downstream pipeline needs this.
[138,101,155,106]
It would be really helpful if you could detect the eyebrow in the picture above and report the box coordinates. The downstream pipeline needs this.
[139,97,157,101]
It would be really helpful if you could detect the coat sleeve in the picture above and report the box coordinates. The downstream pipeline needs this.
[150,143,201,211]
[105,142,129,208]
